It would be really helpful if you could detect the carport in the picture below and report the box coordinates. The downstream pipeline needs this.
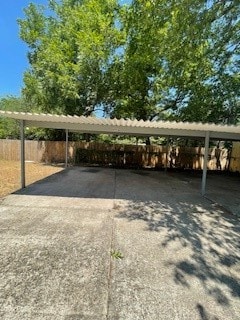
[1,110,240,195]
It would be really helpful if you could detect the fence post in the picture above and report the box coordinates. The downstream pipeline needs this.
[165,137,169,172]
[201,131,210,196]
[20,120,26,188]
[65,129,69,168]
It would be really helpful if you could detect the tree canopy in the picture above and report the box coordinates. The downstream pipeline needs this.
[17,0,240,124]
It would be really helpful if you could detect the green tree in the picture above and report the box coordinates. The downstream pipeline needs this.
[19,0,240,126]
[19,0,123,116]
[107,0,239,124]
[0,96,63,140]
[0,96,28,139]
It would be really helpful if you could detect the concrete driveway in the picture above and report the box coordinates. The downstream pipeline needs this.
[0,167,239,319]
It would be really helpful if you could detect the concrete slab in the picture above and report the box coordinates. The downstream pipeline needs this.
[0,167,239,319]
[13,167,116,199]
[168,171,240,217]
[0,205,113,319]
[109,198,240,320]
[204,173,240,216]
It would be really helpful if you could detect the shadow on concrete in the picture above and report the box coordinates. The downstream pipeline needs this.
[14,167,116,199]
[13,166,239,214]
[5,166,240,318]
[196,303,220,320]
[14,166,203,198]
[116,196,240,318]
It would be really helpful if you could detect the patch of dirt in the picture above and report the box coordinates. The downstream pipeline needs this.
[0,160,64,198]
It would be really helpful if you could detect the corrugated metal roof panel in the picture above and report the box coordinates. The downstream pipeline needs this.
[0,110,239,139]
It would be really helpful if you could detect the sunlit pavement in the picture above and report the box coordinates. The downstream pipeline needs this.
[0,167,239,319]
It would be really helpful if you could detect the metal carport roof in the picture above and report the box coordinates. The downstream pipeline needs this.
[1,110,240,195]
[1,110,240,140]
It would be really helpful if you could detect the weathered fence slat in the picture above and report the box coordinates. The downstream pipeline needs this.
[0,139,236,171]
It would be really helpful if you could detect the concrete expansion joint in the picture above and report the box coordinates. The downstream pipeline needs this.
[0,203,111,212]
[106,215,116,319]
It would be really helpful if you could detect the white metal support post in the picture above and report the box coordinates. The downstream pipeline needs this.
[201,131,210,196]
[20,120,26,188]
[165,137,169,172]
[65,129,69,168]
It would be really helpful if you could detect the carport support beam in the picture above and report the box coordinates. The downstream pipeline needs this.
[65,129,69,168]
[201,131,210,196]
[165,137,169,172]
[20,120,26,188]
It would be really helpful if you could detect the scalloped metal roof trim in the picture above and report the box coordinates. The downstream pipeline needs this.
[0,110,240,139]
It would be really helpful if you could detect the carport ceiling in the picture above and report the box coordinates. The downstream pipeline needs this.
[1,110,240,140]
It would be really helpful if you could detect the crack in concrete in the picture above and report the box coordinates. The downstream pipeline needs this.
[106,169,117,319]
[106,216,115,319]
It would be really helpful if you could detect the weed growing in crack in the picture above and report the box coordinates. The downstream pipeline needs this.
[111,250,124,259]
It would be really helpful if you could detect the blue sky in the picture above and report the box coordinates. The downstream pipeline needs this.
[0,1,48,98]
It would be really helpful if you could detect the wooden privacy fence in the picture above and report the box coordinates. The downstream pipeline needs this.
[1,139,239,171]
[75,143,230,170]
[229,142,240,172]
